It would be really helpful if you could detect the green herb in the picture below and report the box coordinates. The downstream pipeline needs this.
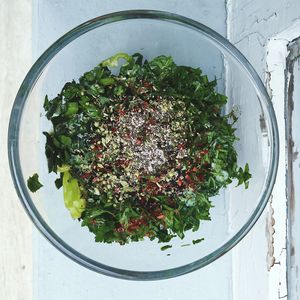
[27,173,43,192]
[161,245,172,251]
[36,52,251,246]
[192,238,205,245]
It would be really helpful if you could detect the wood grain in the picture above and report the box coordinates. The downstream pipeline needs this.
[0,1,33,299]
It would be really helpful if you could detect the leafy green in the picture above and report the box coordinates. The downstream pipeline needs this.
[192,238,204,245]
[27,173,43,192]
[161,245,172,251]
[236,163,252,189]
[40,52,251,247]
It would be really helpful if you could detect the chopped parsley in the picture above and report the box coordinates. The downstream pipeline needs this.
[161,245,172,251]
[27,173,43,192]
[30,52,251,245]
[192,238,205,245]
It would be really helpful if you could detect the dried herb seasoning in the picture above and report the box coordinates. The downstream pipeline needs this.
[29,53,251,245]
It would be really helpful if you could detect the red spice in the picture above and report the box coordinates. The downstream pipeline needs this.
[156,214,165,220]
[135,138,142,145]
[127,217,147,232]
[145,181,160,194]
[124,131,131,140]
[152,209,165,220]
[127,225,139,231]
[178,143,185,150]
[118,109,126,117]
[147,117,156,125]
[143,81,153,89]
[177,178,183,186]
[90,219,97,225]
[185,174,192,182]
[81,172,92,179]
[200,149,209,155]
[117,158,130,168]
[198,174,205,181]
[116,226,125,233]
[93,144,103,151]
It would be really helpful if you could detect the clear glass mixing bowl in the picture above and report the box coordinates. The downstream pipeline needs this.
[8,10,279,280]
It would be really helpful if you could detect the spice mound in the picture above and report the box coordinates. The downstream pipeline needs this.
[37,53,251,245]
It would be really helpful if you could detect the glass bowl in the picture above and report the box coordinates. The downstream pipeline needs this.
[8,10,279,280]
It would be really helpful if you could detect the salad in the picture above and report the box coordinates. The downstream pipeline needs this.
[28,53,251,245]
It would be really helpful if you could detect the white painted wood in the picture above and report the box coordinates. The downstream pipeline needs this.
[228,2,300,300]
[286,36,300,300]
[0,1,33,300]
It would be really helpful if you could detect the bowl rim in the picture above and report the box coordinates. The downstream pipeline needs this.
[8,9,279,280]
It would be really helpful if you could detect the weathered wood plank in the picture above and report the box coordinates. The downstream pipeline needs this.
[0,1,33,300]
[287,37,300,300]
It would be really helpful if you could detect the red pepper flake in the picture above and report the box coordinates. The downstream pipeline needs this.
[127,218,147,232]
[117,158,130,168]
[147,117,156,125]
[135,138,142,145]
[200,149,209,155]
[143,81,153,89]
[156,214,165,220]
[128,224,139,231]
[124,132,131,140]
[178,143,185,150]
[185,174,193,183]
[92,177,99,183]
[118,109,126,117]
[145,181,160,194]
[116,226,125,233]
[177,178,183,186]
[93,144,103,151]
[198,174,205,181]
[81,172,92,179]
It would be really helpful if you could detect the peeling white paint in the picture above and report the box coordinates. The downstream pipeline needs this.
[266,197,275,271]
[286,36,300,300]
[266,21,300,300]
[229,0,300,298]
